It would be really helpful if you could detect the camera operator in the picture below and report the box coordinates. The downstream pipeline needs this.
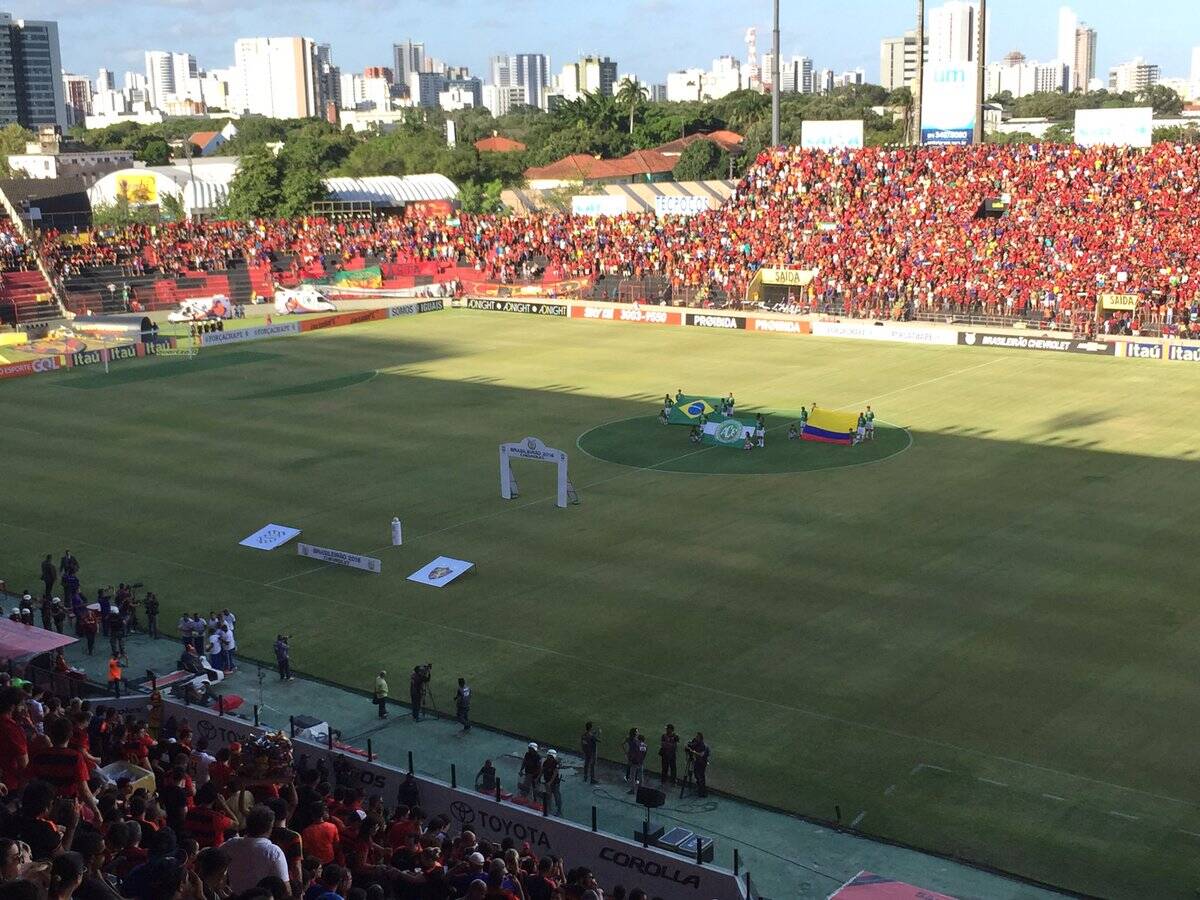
[274,635,292,681]
[659,724,679,786]
[410,664,432,721]
[685,732,711,798]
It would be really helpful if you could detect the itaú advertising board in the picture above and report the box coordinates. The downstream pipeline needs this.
[921,63,977,145]
[161,700,746,900]
[570,304,681,325]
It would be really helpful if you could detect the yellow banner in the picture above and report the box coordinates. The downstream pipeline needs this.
[759,268,815,287]
[116,173,158,204]
[57,233,92,246]
[1100,293,1138,311]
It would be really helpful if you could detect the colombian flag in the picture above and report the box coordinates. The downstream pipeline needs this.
[803,408,858,445]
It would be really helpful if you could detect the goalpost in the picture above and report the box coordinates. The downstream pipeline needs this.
[499,437,578,508]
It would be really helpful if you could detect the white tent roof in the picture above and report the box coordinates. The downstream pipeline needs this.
[323,174,460,205]
[89,167,459,216]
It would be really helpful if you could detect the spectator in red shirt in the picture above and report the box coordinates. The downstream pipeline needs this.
[0,687,29,791]
[182,781,236,848]
[24,716,99,818]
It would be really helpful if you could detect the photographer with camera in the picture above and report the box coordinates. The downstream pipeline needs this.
[685,732,711,798]
[410,664,432,721]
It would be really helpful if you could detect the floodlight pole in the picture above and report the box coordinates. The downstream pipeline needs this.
[771,0,780,146]
[974,0,987,144]
[912,0,925,146]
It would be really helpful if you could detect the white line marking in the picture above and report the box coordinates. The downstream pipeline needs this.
[977,777,1009,787]
[1042,794,1070,802]
[1108,811,1140,821]
[0,512,1195,812]
[1178,830,1200,839]
[849,811,865,828]
[912,763,952,775]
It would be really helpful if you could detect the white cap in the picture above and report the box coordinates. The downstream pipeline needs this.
[22,594,31,601]
[52,597,61,604]
[547,749,558,759]
[468,852,485,865]
[528,742,538,751]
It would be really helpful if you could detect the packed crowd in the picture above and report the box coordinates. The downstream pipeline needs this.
[0,224,40,273]
[34,143,1200,336]
[0,676,654,900]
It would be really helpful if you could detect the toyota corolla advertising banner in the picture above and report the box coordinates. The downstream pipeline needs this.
[921,63,977,145]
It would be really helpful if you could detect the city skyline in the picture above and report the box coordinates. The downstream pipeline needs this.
[30,0,1199,89]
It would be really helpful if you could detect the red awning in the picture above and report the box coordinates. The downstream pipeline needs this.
[830,871,957,900]
[0,619,78,660]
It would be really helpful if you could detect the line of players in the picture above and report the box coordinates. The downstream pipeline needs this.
[663,389,877,448]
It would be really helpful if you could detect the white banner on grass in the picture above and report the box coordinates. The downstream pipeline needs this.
[407,556,474,587]
[298,542,382,573]
[200,322,301,347]
[239,524,301,550]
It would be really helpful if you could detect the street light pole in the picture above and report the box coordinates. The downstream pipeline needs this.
[771,0,781,146]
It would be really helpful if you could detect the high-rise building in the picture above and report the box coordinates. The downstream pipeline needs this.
[364,66,393,84]
[392,40,424,94]
[1034,61,1069,93]
[1108,57,1159,93]
[1072,26,1096,92]
[144,51,173,108]
[96,68,114,93]
[649,83,667,102]
[928,0,977,64]
[61,73,91,126]
[513,54,549,110]
[1056,7,1079,87]
[482,83,525,117]
[315,42,340,118]
[880,31,929,91]
[665,69,704,103]
[490,55,513,89]
[780,56,816,94]
[0,13,67,127]
[577,55,617,96]
[233,37,323,118]
[411,71,447,108]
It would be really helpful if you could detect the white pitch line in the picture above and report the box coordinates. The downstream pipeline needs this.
[883,784,897,796]
[1042,793,1070,802]
[3,476,1197,813]
[1108,811,1140,821]
[912,763,953,775]
[849,811,866,828]
[1178,830,1200,839]
[977,777,1009,787]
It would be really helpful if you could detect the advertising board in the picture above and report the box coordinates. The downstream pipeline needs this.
[200,322,301,347]
[957,331,1115,354]
[921,63,977,145]
[466,298,567,316]
[686,313,746,330]
[654,195,710,217]
[800,120,865,150]
[570,305,681,325]
[571,195,627,217]
[1075,108,1153,148]
[812,321,956,345]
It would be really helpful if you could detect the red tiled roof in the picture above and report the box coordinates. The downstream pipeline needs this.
[524,150,676,182]
[654,130,744,155]
[474,135,527,153]
[189,131,220,147]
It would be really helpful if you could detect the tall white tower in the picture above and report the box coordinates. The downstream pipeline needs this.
[745,27,761,89]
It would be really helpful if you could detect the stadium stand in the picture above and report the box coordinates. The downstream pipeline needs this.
[0,224,60,327]
[30,143,1200,336]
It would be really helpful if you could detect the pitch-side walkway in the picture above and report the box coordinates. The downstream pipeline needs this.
[62,634,1064,900]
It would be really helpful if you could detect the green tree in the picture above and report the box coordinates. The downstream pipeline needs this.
[1153,124,1200,144]
[277,135,330,217]
[91,197,163,226]
[224,146,282,219]
[1136,85,1183,116]
[137,138,172,166]
[615,77,648,134]
[160,193,186,222]
[0,122,34,176]
[672,139,728,181]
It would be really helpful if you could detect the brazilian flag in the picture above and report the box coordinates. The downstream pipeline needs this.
[664,395,722,426]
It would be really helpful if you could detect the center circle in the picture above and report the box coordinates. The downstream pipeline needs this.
[577,415,911,475]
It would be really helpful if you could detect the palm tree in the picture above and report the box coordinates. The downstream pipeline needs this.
[615,77,649,134]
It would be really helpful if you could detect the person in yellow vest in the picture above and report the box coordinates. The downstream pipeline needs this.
[108,654,123,698]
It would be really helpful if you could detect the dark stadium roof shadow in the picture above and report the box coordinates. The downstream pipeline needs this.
[1037,410,1113,434]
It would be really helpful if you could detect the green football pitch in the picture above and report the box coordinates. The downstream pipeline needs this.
[3,311,1199,898]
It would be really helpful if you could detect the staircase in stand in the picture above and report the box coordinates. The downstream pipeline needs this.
[0,269,61,327]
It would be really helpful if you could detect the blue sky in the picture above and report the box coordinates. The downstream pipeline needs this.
[22,0,1199,85]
